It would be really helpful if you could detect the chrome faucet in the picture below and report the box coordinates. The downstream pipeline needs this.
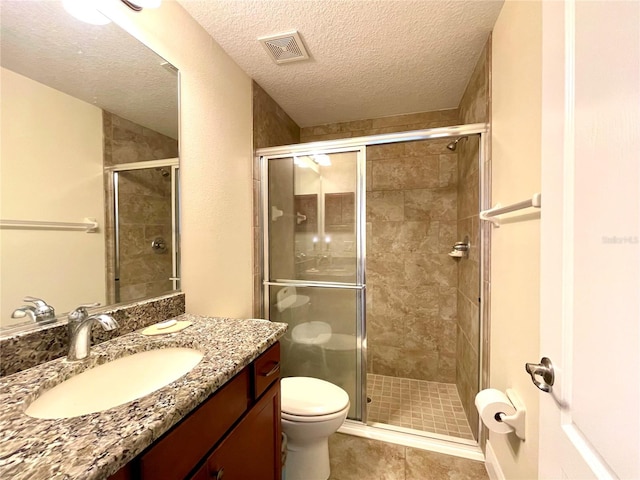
[11,296,56,324]
[67,303,119,362]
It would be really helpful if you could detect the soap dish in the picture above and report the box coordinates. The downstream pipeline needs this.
[141,320,192,336]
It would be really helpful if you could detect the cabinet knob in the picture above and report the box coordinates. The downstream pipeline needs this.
[211,467,224,480]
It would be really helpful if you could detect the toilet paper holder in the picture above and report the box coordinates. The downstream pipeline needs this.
[496,389,526,440]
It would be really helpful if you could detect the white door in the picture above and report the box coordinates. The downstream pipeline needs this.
[539,1,640,479]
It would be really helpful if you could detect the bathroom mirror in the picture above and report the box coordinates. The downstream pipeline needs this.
[273,152,357,283]
[0,1,179,331]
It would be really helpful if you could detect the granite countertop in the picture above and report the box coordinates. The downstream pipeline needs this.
[0,314,287,480]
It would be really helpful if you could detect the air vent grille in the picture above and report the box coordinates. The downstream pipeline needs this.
[259,31,309,64]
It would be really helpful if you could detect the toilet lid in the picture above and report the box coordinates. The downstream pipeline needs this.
[281,377,350,416]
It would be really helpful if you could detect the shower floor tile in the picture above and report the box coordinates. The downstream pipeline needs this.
[367,373,474,440]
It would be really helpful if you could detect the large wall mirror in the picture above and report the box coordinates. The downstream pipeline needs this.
[0,1,180,332]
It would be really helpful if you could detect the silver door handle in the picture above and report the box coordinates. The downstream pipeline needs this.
[525,357,555,392]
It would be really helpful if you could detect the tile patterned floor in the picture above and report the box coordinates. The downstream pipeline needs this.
[328,433,488,480]
[367,373,474,440]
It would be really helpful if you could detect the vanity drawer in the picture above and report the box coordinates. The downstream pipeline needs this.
[138,368,250,480]
[253,342,281,399]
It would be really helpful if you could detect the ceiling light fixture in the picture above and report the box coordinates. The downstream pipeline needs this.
[63,0,111,25]
[120,0,162,12]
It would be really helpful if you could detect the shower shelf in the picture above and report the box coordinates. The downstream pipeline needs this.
[0,218,99,233]
[479,193,541,227]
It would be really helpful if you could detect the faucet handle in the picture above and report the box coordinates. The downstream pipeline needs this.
[22,296,56,322]
[68,302,101,321]
[11,307,33,319]
[23,296,52,309]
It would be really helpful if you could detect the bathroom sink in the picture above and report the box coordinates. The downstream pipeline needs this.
[25,347,204,419]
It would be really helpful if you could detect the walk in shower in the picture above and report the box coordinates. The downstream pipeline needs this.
[259,124,486,448]
[106,159,180,304]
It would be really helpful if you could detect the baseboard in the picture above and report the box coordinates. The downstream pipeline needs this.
[484,440,506,480]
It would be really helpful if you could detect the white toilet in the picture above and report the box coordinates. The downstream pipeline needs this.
[281,377,350,480]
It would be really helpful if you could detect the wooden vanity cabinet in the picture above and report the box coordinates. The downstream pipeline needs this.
[190,381,280,480]
[110,342,281,480]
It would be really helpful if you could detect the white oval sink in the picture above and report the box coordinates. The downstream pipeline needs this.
[25,348,204,419]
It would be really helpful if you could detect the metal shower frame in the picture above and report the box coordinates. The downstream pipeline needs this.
[106,158,180,302]
[257,122,489,452]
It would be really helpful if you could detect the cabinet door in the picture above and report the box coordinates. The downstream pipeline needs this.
[206,381,281,480]
[138,370,250,480]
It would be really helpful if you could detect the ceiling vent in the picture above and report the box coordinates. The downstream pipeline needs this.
[259,31,309,65]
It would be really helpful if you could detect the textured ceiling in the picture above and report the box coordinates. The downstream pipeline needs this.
[179,0,504,127]
[0,0,178,139]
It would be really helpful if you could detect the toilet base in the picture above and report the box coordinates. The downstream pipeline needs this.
[285,437,330,480]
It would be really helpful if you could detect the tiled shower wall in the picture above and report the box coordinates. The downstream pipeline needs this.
[252,81,301,317]
[301,110,461,383]
[366,138,458,382]
[456,38,491,438]
[115,169,173,302]
[103,111,179,304]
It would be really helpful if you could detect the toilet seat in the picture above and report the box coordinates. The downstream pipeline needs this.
[281,406,349,423]
[281,377,350,418]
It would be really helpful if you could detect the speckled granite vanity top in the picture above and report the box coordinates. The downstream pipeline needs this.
[0,314,287,480]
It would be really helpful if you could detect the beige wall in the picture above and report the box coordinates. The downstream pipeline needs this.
[0,68,106,325]
[489,0,541,477]
[98,0,254,318]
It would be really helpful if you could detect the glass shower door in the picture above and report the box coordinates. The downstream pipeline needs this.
[263,148,365,421]
[112,162,180,303]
